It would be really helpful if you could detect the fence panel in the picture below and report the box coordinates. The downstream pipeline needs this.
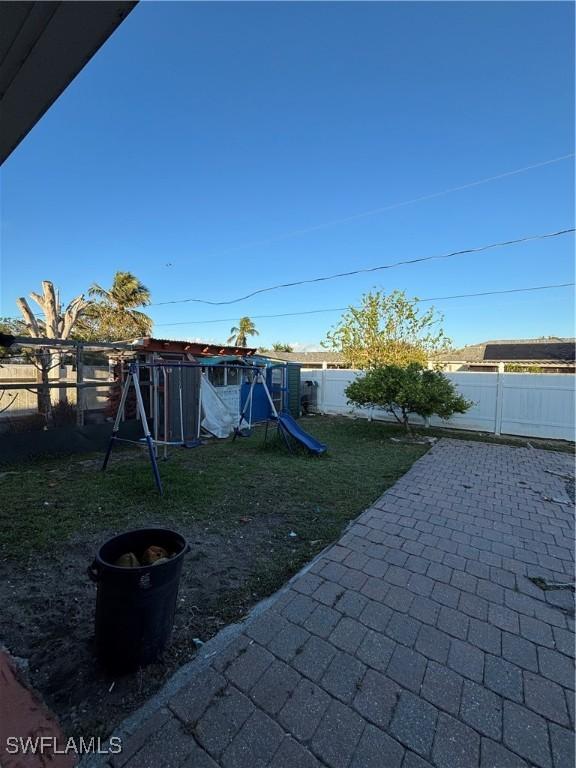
[500,374,575,440]
[0,364,42,416]
[429,373,498,433]
[303,369,575,441]
[0,364,111,419]
[83,365,111,410]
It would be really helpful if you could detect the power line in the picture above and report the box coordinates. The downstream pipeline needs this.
[421,281,575,302]
[153,281,575,327]
[198,153,575,258]
[151,228,575,307]
[5,281,572,329]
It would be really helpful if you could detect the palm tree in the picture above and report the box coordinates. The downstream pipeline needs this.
[227,316,259,347]
[81,271,152,341]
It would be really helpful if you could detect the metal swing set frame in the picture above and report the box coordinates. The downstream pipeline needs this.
[102,360,283,494]
[233,367,299,453]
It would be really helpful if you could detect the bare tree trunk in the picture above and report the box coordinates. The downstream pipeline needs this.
[36,349,51,420]
[16,297,41,336]
[18,282,88,421]
[61,296,88,339]
[76,344,84,426]
[402,408,413,436]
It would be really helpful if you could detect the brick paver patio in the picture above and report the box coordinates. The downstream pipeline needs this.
[89,439,575,768]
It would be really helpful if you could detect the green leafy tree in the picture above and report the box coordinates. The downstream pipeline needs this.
[75,271,152,341]
[345,363,472,434]
[0,317,26,357]
[272,342,294,352]
[0,319,28,414]
[227,317,259,347]
[504,363,541,373]
[323,289,451,369]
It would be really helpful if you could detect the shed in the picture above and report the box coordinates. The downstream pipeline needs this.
[127,338,258,441]
[286,363,302,418]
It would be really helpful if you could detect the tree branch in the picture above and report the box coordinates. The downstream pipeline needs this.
[42,281,59,337]
[16,298,41,336]
[61,295,88,340]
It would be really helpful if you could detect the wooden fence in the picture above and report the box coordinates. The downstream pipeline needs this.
[0,364,111,419]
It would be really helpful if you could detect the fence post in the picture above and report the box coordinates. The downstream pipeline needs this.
[319,363,327,414]
[58,361,68,403]
[76,344,85,426]
[494,362,504,435]
[48,352,62,406]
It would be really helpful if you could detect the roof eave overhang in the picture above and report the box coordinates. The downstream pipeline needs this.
[0,1,138,165]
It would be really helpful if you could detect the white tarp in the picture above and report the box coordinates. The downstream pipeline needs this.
[200,374,236,438]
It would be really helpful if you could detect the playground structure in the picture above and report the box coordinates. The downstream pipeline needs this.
[0,332,327,485]
[102,359,327,494]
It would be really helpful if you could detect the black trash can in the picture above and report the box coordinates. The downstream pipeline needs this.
[88,528,189,673]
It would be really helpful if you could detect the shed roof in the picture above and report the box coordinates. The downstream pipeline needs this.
[132,337,257,357]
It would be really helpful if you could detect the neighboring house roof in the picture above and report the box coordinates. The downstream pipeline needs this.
[437,338,575,364]
[262,351,345,364]
[484,342,575,362]
[132,337,257,357]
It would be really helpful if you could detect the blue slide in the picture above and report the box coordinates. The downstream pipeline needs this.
[277,412,327,456]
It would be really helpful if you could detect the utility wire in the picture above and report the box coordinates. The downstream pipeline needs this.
[153,281,575,327]
[151,228,575,307]
[198,153,575,258]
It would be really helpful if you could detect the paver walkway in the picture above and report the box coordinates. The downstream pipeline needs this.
[88,439,575,768]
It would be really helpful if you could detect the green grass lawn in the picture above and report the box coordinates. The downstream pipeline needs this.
[0,416,426,575]
[1,414,570,613]
[1,415,570,562]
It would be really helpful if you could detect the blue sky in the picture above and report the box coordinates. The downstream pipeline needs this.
[1,0,574,350]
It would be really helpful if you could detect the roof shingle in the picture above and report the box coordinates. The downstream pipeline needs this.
[438,338,575,364]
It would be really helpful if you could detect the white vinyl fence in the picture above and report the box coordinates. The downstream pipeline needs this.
[301,370,576,442]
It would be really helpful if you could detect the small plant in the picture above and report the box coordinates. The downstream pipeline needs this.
[504,363,541,373]
[346,363,472,435]
[7,413,47,433]
[51,400,77,427]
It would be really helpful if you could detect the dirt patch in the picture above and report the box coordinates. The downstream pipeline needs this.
[0,515,284,738]
[0,417,429,739]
